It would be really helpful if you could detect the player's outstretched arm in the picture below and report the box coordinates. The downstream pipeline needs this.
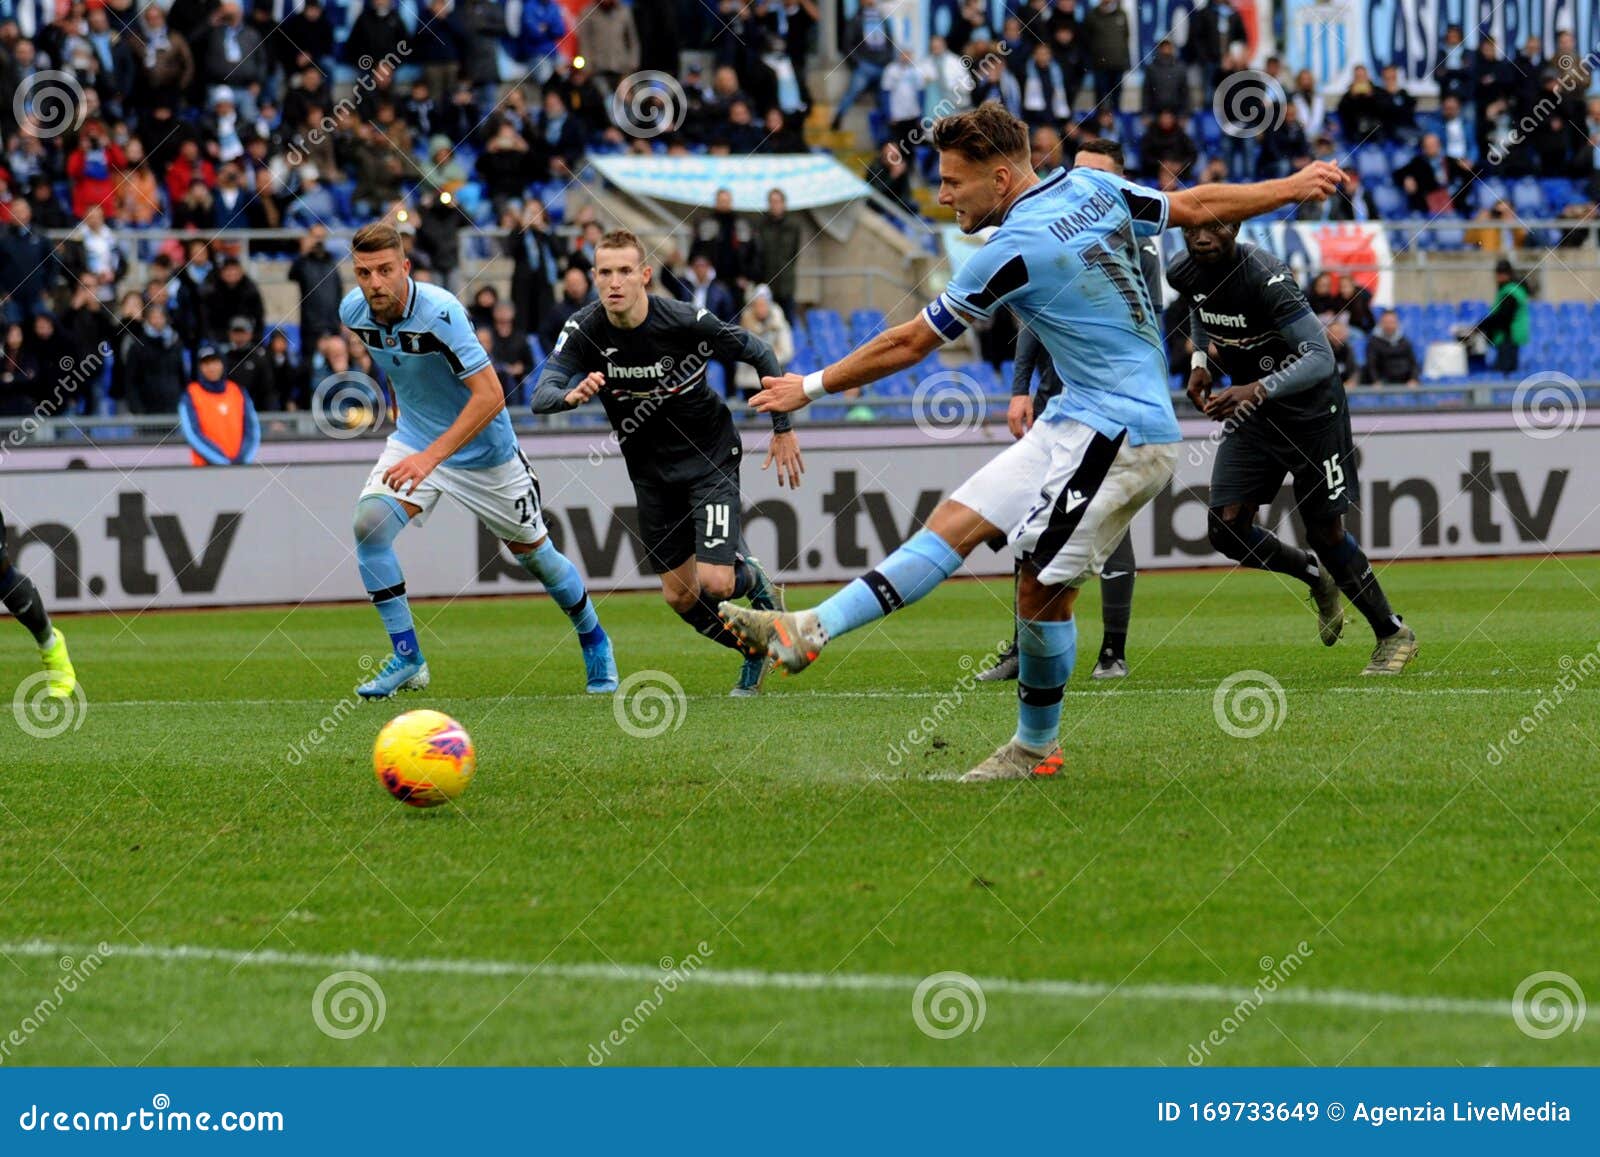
[752,318,943,413]
[692,306,796,437]
[530,320,593,413]
[1167,161,1343,228]
[691,307,807,488]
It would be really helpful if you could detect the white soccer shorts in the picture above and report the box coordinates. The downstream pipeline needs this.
[359,437,548,544]
[950,418,1177,586]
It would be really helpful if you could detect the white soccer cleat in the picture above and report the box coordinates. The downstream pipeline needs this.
[717,603,828,675]
[959,740,1064,783]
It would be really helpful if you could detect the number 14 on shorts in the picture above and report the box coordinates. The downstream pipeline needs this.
[704,503,731,548]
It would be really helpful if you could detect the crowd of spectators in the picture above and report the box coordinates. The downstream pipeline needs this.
[842,3,1598,226]
[0,1,1583,426]
[0,0,822,423]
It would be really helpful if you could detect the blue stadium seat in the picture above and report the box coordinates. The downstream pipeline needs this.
[1372,184,1406,218]
[806,308,843,333]
[1540,178,1580,210]
[1511,179,1545,216]
[878,372,916,397]
[1354,149,1391,184]
[849,309,886,344]
[961,362,999,393]
[1476,177,1510,209]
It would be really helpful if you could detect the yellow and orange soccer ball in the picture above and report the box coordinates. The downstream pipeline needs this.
[373,710,476,807]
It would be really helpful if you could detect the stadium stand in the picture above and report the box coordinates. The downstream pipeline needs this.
[0,0,1593,436]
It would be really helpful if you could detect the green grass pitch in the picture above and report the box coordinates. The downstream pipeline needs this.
[4,555,1598,1066]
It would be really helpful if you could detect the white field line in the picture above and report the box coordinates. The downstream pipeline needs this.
[71,685,1572,709]
[0,939,1515,1019]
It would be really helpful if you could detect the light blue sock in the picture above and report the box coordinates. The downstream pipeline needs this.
[814,529,963,639]
[353,496,420,661]
[1015,617,1077,751]
[519,539,603,644]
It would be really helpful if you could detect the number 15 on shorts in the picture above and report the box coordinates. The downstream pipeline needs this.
[1323,455,1346,502]
[703,503,731,548]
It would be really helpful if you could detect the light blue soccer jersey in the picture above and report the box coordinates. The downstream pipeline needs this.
[339,279,516,469]
[922,167,1181,445]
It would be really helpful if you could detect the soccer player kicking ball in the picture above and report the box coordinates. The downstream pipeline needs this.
[1168,220,1417,674]
[531,230,804,696]
[0,508,75,702]
[340,222,617,699]
[984,139,1154,683]
[719,106,1342,781]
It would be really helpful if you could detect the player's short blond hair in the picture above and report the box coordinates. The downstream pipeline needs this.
[352,222,406,255]
[594,229,646,264]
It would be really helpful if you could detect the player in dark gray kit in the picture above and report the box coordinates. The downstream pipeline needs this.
[0,508,77,701]
[531,230,805,695]
[983,140,1151,682]
[1167,220,1418,675]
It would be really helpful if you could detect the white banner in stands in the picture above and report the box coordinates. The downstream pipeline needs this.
[587,155,872,212]
[1285,0,1600,95]
[4,423,1595,612]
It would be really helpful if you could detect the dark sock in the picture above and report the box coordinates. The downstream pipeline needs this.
[1099,570,1134,635]
[1241,525,1320,586]
[678,596,748,653]
[1319,533,1401,638]
[0,565,52,645]
[1099,630,1126,664]
[731,556,755,600]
